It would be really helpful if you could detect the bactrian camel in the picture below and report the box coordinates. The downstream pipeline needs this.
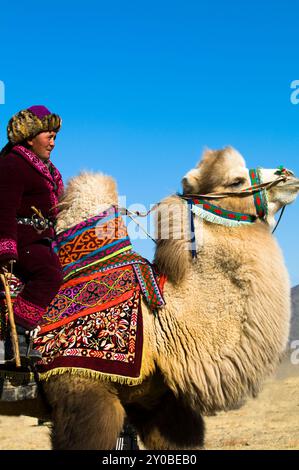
[1,146,298,450]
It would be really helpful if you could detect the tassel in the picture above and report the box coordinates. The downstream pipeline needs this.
[38,366,144,386]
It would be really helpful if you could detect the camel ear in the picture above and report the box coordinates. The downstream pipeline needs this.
[154,196,190,284]
[181,168,201,194]
[182,148,212,194]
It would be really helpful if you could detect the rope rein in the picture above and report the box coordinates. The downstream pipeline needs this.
[123,208,158,244]
[271,205,286,234]
[182,174,288,200]
[120,174,288,217]
[119,172,291,239]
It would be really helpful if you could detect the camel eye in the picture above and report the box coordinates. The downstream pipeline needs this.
[229,178,245,188]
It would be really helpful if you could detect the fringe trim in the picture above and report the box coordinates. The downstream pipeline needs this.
[38,367,144,386]
[190,204,253,227]
[0,366,144,387]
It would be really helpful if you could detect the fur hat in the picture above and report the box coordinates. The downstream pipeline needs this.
[7,105,62,144]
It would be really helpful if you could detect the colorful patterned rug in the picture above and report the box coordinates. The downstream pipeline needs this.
[35,289,143,383]
[24,207,165,384]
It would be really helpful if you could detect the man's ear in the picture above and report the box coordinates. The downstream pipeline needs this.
[26,139,33,146]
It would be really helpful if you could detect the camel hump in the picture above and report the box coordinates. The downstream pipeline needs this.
[56,171,119,233]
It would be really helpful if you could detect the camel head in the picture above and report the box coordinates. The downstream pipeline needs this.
[155,146,299,283]
[182,146,299,228]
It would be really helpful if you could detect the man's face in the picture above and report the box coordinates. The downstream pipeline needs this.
[27,131,57,161]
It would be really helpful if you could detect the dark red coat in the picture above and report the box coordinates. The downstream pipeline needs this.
[0,145,64,263]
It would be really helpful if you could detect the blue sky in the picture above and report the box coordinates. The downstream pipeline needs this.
[0,0,298,285]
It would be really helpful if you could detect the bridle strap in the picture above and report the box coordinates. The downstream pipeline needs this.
[119,172,291,245]
[249,168,268,218]
[187,199,197,259]
[120,174,288,219]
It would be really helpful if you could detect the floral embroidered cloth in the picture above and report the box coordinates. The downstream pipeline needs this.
[35,289,143,383]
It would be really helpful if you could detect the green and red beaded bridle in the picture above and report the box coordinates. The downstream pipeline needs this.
[118,166,293,260]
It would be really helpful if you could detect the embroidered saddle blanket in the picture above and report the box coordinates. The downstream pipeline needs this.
[0,206,166,385]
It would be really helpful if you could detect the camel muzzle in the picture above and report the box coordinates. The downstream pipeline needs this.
[281,176,299,190]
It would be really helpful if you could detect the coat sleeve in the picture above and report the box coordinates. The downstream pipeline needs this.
[0,155,24,263]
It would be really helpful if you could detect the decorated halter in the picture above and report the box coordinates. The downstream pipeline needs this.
[247,166,292,220]
[181,166,291,259]
[118,165,292,260]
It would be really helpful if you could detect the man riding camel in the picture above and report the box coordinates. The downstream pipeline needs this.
[0,105,64,361]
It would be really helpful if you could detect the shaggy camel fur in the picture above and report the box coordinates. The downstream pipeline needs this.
[2,147,299,450]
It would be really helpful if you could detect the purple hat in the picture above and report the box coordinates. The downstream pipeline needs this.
[27,105,52,120]
[7,105,62,144]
